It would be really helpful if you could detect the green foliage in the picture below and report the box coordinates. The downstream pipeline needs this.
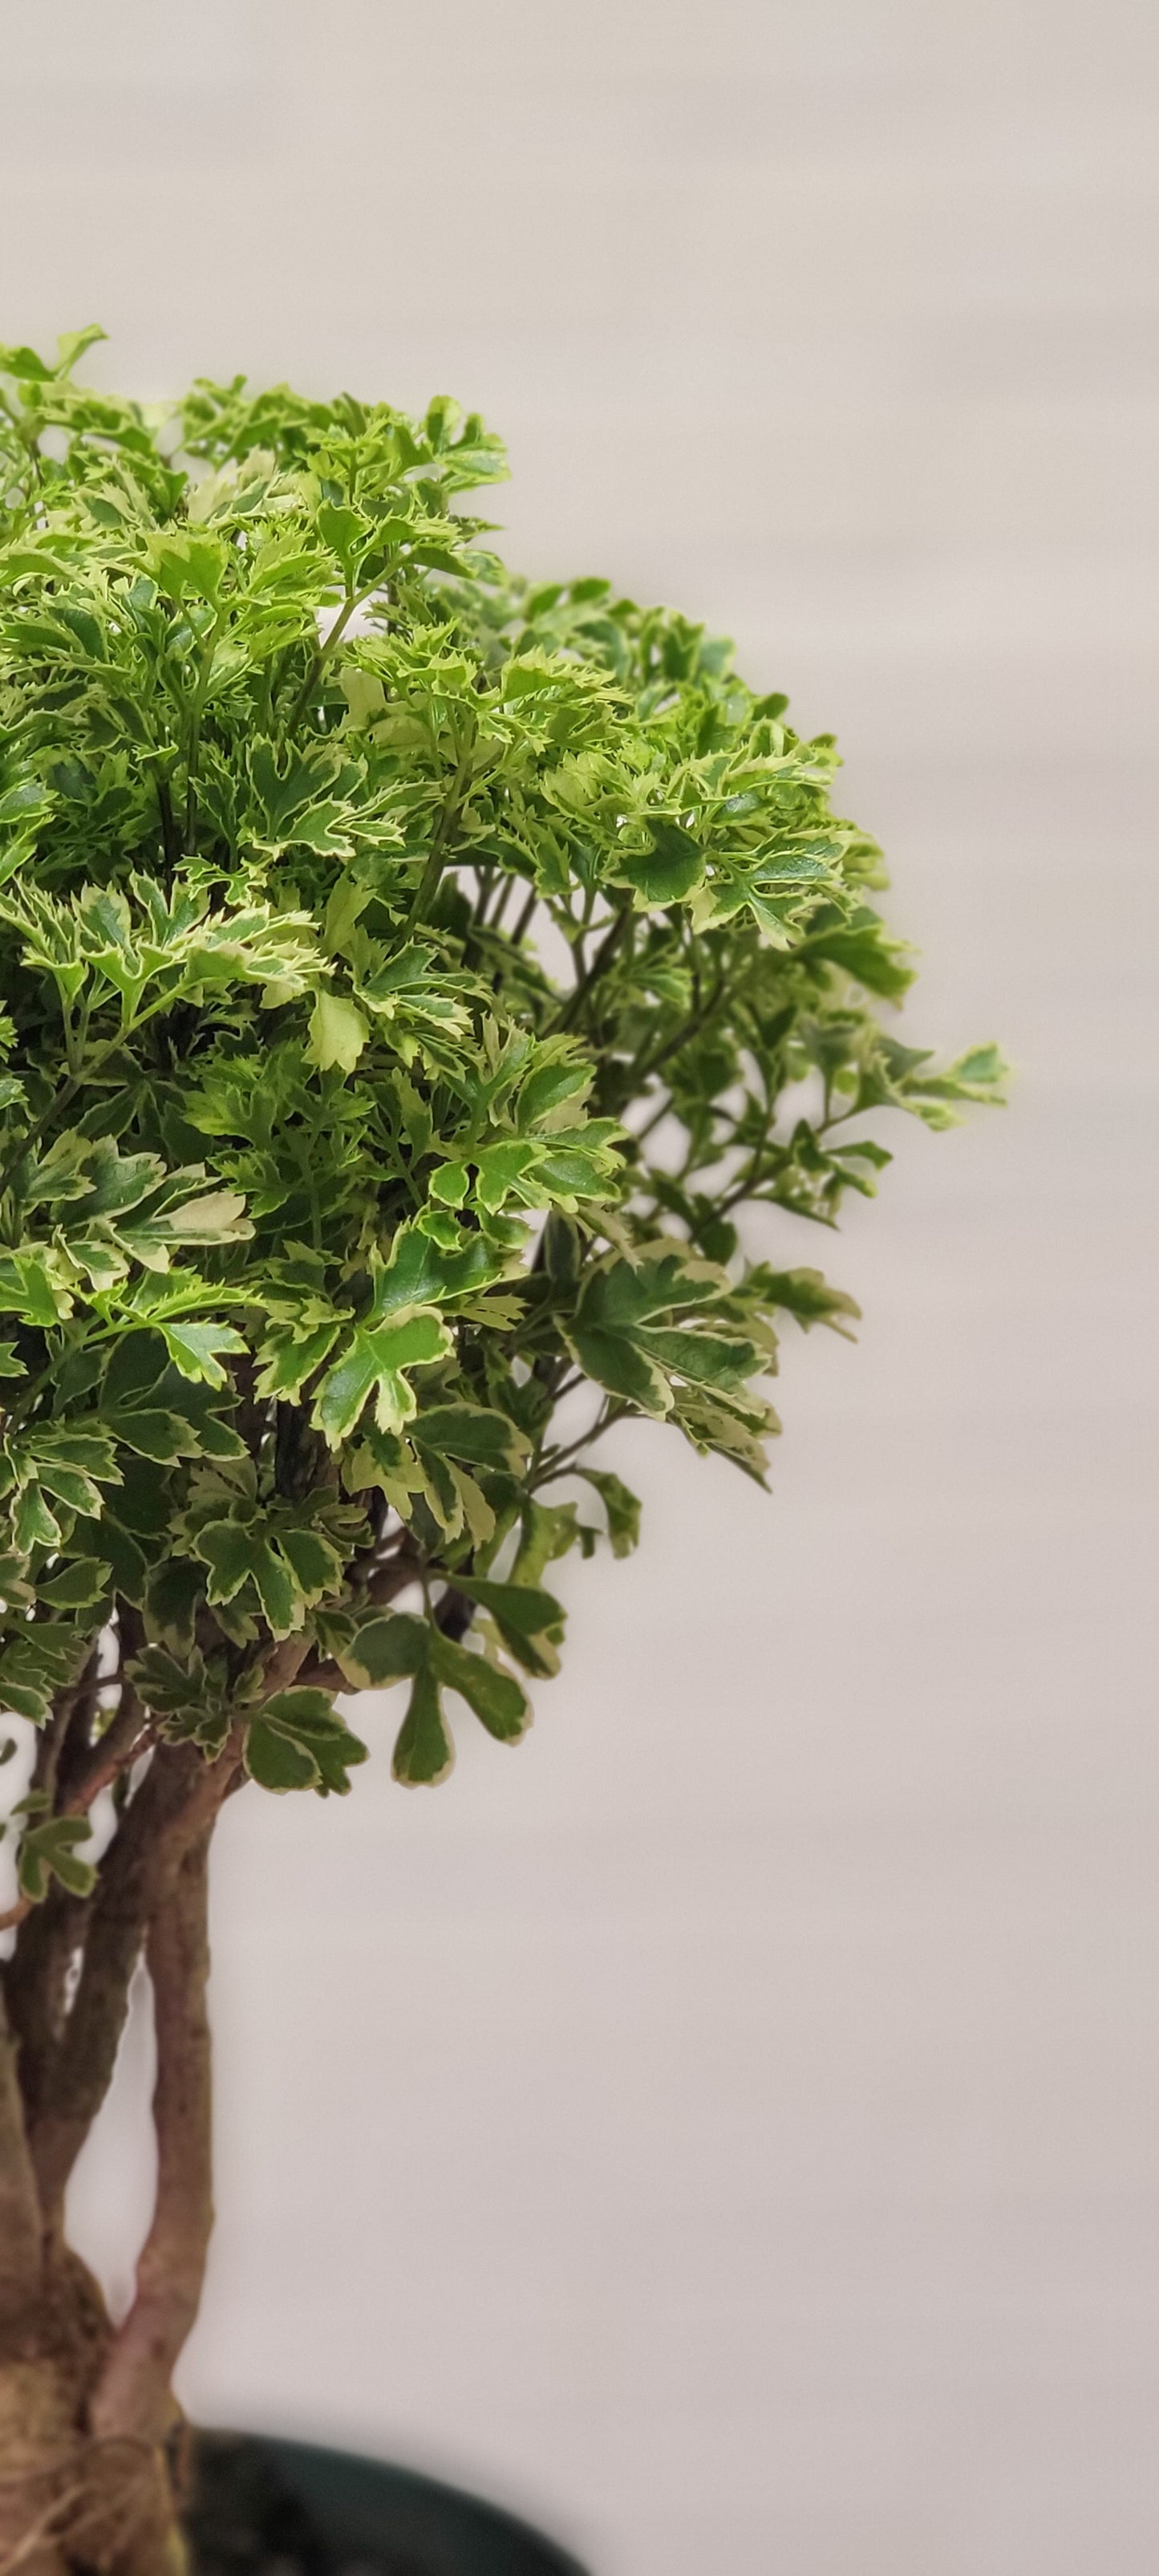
[0,331,1003,1868]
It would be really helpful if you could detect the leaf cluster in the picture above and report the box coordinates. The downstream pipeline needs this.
[0,331,1003,1892]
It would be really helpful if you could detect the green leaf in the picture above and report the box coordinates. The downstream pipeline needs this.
[0,340,55,382]
[103,1404,205,1463]
[391,1661,454,1787]
[145,530,228,602]
[55,325,107,375]
[804,907,914,1002]
[472,1140,540,1215]
[143,1556,205,1653]
[245,1687,368,1796]
[411,1402,529,1472]
[574,1466,642,1557]
[156,1189,251,1244]
[566,1246,764,1418]
[38,1557,112,1608]
[307,990,369,1073]
[18,1813,96,1903]
[428,1161,470,1207]
[193,1518,299,1637]
[367,1225,502,1319]
[618,820,704,907]
[331,1611,428,1691]
[253,1309,342,1402]
[0,1620,97,1725]
[155,1316,249,1388]
[245,1718,318,1791]
[0,1249,73,1329]
[753,1267,861,1338]
[0,342,1001,1820]
[430,1631,530,1742]
[452,1578,565,1679]
[312,1308,452,1445]
[128,1642,232,1750]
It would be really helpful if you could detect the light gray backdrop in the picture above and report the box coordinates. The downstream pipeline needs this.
[2,4,1157,2570]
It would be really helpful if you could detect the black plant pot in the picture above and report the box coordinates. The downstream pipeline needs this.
[188,2431,590,2576]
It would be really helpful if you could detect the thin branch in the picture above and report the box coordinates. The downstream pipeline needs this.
[629,977,728,1092]
[407,740,476,925]
[486,871,516,936]
[285,571,393,731]
[67,1672,154,1814]
[630,1090,675,1149]
[532,1403,626,1484]
[0,1686,155,1941]
[183,606,227,854]
[509,884,538,947]
[154,773,180,874]
[553,899,632,1032]
[470,863,496,927]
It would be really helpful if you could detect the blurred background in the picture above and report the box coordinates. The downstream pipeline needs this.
[2,2,1156,2569]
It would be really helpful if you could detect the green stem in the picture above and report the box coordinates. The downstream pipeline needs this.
[183,606,227,854]
[532,1404,625,1484]
[509,884,538,947]
[155,773,180,874]
[629,968,728,1088]
[485,873,516,936]
[285,588,358,730]
[631,1092,674,1148]
[407,742,475,925]
[553,899,632,1032]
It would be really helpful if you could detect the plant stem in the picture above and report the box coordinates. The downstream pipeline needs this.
[533,1402,625,1483]
[553,899,632,1032]
[509,884,538,947]
[285,589,357,731]
[630,1091,674,1148]
[183,609,226,856]
[628,967,728,1088]
[407,742,475,925]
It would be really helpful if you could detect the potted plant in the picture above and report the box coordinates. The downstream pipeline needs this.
[0,330,1003,2576]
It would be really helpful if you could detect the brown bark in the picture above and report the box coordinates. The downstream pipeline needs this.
[0,1668,280,2574]
[1,1994,112,2576]
[26,1738,237,2232]
[90,1832,213,2451]
[1,1892,90,2136]
[0,1989,42,2337]
[1,1738,236,2576]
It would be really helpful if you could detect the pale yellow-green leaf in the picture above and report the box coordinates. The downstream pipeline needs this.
[307,990,369,1073]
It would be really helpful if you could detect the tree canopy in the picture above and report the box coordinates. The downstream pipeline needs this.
[0,327,1003,1881]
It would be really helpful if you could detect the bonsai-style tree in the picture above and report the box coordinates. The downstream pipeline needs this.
[0,331,1002,2576]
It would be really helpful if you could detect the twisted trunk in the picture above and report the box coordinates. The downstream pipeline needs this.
[91,1831,214,2450]
[0,1732,243,2576]
[0,1990,111,2576]
[0,1988,42,2331]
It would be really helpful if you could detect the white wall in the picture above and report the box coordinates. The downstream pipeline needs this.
[4,4,1155,2569]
